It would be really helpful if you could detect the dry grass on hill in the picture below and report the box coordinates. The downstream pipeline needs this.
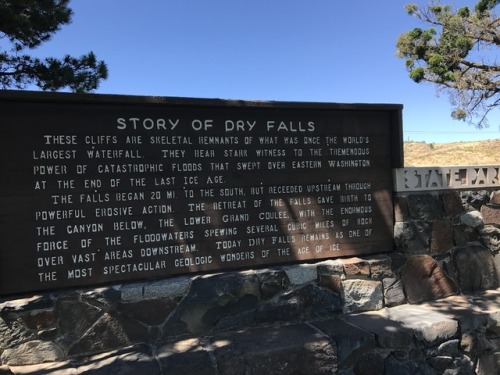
[404,139,500,166]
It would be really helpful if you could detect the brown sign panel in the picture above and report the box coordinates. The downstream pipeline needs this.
[0,91,403,295]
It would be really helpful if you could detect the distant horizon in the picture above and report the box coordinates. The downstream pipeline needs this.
[404,137,499,144]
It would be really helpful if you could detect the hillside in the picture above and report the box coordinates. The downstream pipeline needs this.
[404,139,500,166]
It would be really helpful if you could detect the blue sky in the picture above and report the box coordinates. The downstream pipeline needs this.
[12,0,500,143]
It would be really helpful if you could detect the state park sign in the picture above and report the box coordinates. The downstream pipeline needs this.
[0,91,403,295]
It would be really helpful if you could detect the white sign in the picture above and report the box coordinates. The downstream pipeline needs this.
[394,166,500,192]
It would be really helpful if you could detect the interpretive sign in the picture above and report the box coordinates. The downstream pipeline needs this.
[0,91,403,295]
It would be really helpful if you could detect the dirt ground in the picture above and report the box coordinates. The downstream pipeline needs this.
[404,139,500,166]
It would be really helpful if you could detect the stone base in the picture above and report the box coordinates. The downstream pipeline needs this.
[5,290,500,375]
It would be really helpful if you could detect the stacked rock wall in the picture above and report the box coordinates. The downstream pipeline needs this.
[0,189,499,374]
[395,190,500,298]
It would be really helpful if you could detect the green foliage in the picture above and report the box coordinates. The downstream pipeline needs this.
[397,0,500,128]
[451,108,468,120]
[409,67,425,82]
[405,4,418,14]
[457,7,470,17]
[0,0,108,92]
[475,0,500,13]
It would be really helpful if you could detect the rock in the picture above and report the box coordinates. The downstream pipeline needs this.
[480,225,500,251]
[394,221,431,255]
[447,355,475,375]
[1,340,64,366]
[387,252,407,272]
[430,220,454,254]
[383,278,406,307]
[283,264,317,285]
[157,339,214,375]
[317,259,344,275]
[407,194,444,220]
[119,278,192,304]
[162,272,261,336]
[424,295,490,333]
[452,243,498,293]
[82,286,121,309]
[490,190,500,205]
[438,339,460,357]
[367,255,394,280]
[212,323,337,375]
[353,353,385,375]
[385,355,436,375]
[453,224,478,246]
[341,257,370,278]
[254,284,342,324]
[460,331,492,356]
[481,205,500,225]
[213,283,342,332]
[461,190,490,210]
[120,298,177,326]
[55,293,103,352]
[342,309,414,348]
[1,362,76,374]
[476,354,499,375]
[0,365,14,374]
[318,274,342,293]
[492,253,500,286]
[312,317,375,367]
[489,335,500,351]
[0,316,35,350]
[341,279,384,313]
[387,305,458,345]
[79,343,161,375]
[317,261,344,292]
[144,277,192,300]
[68,311,148,356]
[9,309,57,332]
[255,269,290,300]
[120,283,145,303]
[460,210,484,228]
[427,356,455,372]
[0,295,53,313]
[469,289,500,333]
[0,297,54,351]
[442,191,464,216]
[400,255,458,304]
